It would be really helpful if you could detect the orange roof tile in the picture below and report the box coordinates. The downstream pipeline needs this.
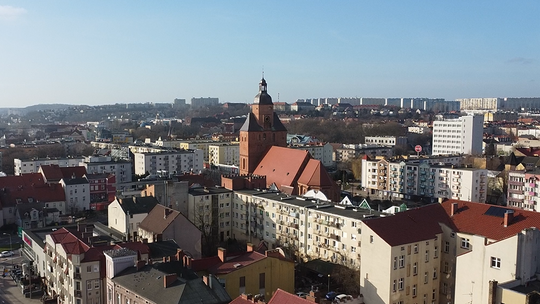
[297,159,334,187]
[268,289,314,304]
[253,146,310,190]
[441,199,540,241]
[208,251,267,275]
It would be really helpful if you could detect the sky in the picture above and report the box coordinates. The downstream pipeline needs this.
[0,1,539,108]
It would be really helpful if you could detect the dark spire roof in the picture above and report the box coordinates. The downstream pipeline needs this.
[253,78,273,105]
[239,112,263,132]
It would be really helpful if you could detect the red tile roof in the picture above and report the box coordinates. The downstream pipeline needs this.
[364,203,457,246]
[253,146,310,190]
[268,289,314,304]
[297,159,335,189]
[40,164,87,182]
[229,297,254,304]
[208,251,267,275]
[441,199,540,241]
[0,173,65,208]
[138,204,181,233]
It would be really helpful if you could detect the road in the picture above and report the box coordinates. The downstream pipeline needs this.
[0,249,42,304]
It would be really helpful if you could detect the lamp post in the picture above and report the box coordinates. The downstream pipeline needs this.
[3,232,12,269]
[327,274,330,293]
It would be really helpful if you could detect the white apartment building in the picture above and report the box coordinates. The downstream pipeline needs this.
[432,115,484,155]
[458,97,540,111]
[361,158,487,203]
[507,169,540,212]
[79,155,132,183]
[208,143,240,166]
[133,150,203,176]
[365,136,408,147]
[14,157,85,175]
[290,143,335,168]
[60,177,90,213]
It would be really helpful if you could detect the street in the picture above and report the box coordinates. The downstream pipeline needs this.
[0,249,41,304]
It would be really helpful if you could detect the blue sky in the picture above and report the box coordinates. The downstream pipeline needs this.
[0,1,539,107]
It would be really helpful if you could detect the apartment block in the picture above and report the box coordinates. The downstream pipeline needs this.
[507,169,540,212]
[365,136,408,147]
[432,115,484,155]
[289,142,335,168]
[361,158,487,203]
[14,157,85,175]
[208,143,240,166]
[133,150,203,176]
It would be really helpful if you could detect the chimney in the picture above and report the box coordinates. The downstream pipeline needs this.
[163,273,177,288]
[77,223,86,232]
[488,280,498,304]
[246,243,254,252]
[136,260,146,271]
[175,249,185,262]
[85,225,94,234]
[142,238,148,244]
[147,259,153,265]
[164,208,168,219]
[504,210,514,227]
[450,202,459,216]
[183,256,192,269]
[306,289,321,303]
[217,247,227,262]
[241,294,253,300]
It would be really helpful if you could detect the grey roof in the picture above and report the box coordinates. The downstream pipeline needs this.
[253,78,272,105]
[147,240,181,260]
[63,177,89,185]
[16,202,59,215]
[188,186,232,196]
[118,196,159,214]
[112,261,231,304]
[239,112,263,132]
[271,112,287,132]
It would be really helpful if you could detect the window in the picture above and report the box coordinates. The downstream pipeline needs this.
[425,250,429,262]
[239,276,246,294]
[398,278,404,290]
[87,266,92,273]
[399,255,405,268]
[394,257,398,270]
[413,263,418,275]
[433,268,437,279]
[412,284,417,297]
[444,261,449,273]
[461,238,470,249]
[414,244,418,253]
[424,272,428,284]
[393,280,397,292]
[259,273,266,289]
[491,257,501,269]
[444,241,450,253]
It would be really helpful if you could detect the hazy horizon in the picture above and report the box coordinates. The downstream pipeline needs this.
[1,1,539,107]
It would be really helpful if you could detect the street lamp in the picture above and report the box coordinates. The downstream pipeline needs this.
[327,274,330,292]
[3,232,12,269]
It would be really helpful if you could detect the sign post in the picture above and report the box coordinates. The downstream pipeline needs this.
[415,145,422,157]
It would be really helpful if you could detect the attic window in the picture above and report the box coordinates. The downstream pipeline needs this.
[233,263,242,268]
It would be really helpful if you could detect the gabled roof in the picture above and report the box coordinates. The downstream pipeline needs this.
[441,200,540,241]
[268,289,314,304]
[363,203,456,246]
[138,204,183,234]
[253,146,310,190]
[297,159,334,187]
[0,173,65,208]
[271,112,287,132]
[40,164,87,182]
[117,196,159,215]
[208,251,267,275]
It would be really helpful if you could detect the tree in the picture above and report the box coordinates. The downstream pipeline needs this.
[331,264,360,296]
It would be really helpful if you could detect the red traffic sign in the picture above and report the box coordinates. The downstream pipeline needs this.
[414,145,422,153]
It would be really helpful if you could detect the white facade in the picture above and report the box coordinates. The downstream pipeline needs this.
[80,155,132,183]
[291,143,335,168]
[365,136,407,147]
[432,115,484,155]
[60,178,90,213]
[14,157,85,176]
[133,150,203,176]
[208,143,240,166]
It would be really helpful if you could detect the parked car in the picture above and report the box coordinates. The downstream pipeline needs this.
[0,251,14,257]
[326,291,337,301]
[296,292,308,299]
[335,294,351,302]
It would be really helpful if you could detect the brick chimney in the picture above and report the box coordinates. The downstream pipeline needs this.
[306,289,321,303]
[241,294,253,300]
[164,273,177,288]
[164,208,169,219]
[246,243,254,252]
[504,210,514,227]
[136,260,146,271]
[183,255,192,269]
[175,249,185,262]
[218,247,227,262]
[450,202,459,216]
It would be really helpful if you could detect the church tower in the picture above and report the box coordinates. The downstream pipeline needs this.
[239,78,287,175]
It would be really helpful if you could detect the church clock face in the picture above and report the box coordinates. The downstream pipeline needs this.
[264,116,270,122]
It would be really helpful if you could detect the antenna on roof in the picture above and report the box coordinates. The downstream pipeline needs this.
[262,66,264,79]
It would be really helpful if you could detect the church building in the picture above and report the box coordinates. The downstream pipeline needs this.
[223,78,339,201]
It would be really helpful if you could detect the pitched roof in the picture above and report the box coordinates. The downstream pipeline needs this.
[363,203,456,246]
[138,204,181,233]
[271,112,287,131]
[441,199,540,241]
[297,159,334,187]
[0,173,65,208]
[239,113,263,132]
[208,251,267,275]
[268,289,314,304]
[40,164,87,182]
[117,196,159,214]
[253,146,310,190]
[112,261,230,304]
